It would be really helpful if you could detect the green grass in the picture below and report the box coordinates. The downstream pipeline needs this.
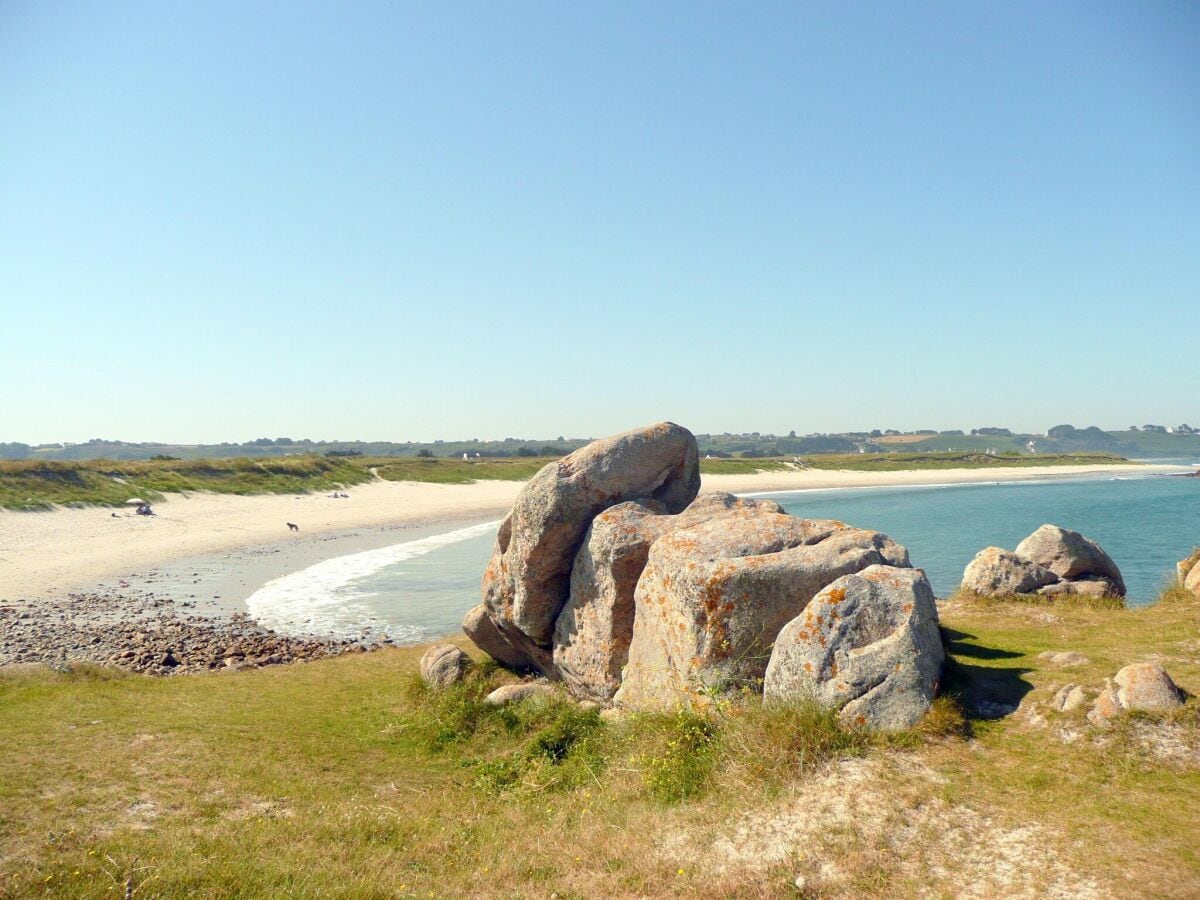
[369,456,553,485]
[2,588,1197,896]
[795,450,1131,472]
[0,450,1136,510]
[0,457,375,510]
[696,458,796,475]
[0,649,889,898]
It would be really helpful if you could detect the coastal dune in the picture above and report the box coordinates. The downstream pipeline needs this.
[0,462,1187,602]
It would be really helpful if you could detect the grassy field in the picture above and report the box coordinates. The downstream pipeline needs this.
[803,450,1131,471]
[370,456,553,485]
[0,457,376,511]
[0,451,1134,511]
[1,587,1197,897]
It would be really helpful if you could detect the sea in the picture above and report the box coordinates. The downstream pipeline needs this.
[246,462,1200,642]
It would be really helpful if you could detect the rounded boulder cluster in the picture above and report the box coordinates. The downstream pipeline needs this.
[460,422,946,731]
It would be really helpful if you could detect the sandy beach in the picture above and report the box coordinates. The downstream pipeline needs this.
[0,462,1189,602]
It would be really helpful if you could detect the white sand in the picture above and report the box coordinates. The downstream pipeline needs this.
[0,463,1187,601]
[698,462,1187,495]
[0,479,524,601]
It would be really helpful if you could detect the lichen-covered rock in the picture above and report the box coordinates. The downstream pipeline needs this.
[1052,684,1087,712]
[419,644,473,689]
[1086,684,1123,726]
[461,603,551,673]
[480,422,700,649]
[960,547,1058,596]
[1185,557,1200,599]
[484,682,557,706]
[1015,525,1126,596]
[763,566,943,731]
[1087,662,1184,725]
[1037,576,1124,600]
[552,492,782,702]
[612,510,910,711]
[1177,548,1200,586]
[1114,662,1184,710]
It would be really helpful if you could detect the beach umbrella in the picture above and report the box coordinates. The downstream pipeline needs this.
[125,498,147,506]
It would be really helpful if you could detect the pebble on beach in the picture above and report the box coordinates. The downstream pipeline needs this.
[0,586,369,676]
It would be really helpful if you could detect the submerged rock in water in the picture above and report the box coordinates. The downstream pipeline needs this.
[612,509,910,711]
[763,565,944,731]
[479,422,700,652]
[419,644,473,689]
[960,547,1058,596]
[553,492,783,703]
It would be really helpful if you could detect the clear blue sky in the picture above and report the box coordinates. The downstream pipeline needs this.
[2,1,1197,443]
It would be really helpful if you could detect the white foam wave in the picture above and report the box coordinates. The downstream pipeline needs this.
[245,520,500,639]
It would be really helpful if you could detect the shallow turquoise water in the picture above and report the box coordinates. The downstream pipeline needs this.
[246,469,1199,640]
[766,472,1200,605]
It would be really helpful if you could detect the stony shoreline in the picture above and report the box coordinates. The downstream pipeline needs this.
[0,586,376,676]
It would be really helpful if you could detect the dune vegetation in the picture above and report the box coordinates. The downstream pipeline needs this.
[0,451,1134,511]
[1,586,1197,897]
[0,457,375,511]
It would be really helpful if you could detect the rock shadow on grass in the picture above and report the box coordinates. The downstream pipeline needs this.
[939,627,1033,721]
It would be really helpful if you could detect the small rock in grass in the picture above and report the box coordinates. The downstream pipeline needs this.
[1087,684,1123,726]
[1052,684,1087,712]
[1114,662,1184,710]
[1087,662,1184,725]
[484,682,556,706]
[419,644,473,689]
[1038,651,1090,668]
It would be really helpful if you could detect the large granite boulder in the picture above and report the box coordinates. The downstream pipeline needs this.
[480,422,700,653]
[763,565,944,730]
[1015,525,1126,595]
[552,492,783,702]
[461,603,551,674]
[960,547,1058,596]
[612,510,910,711]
